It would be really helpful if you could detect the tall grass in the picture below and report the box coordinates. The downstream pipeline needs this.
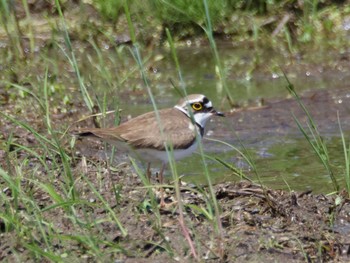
[21,0,35,53]
[0,84,128,261]
[88,0,349,53]
[202,0,234,106]
[338,113,350,195]
[0,0,24,58]
[54,0,94,112]
[284,73,339,193]
[165,28,186,93]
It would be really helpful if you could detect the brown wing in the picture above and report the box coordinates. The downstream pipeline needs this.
[77,108,197,150]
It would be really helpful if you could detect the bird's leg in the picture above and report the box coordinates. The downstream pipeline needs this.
[158,163,166,207]
[146,162,151,182]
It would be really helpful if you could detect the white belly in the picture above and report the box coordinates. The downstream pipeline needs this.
[134,140,199,164]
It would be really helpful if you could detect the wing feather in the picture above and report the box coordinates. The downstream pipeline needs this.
[77,108,198,150]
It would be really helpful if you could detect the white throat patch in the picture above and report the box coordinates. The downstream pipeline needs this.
[193,112,213,127]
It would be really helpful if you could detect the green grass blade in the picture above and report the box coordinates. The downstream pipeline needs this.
[54,0,94,112]
[284,72,339,192]
[83,177,127,237]
[202,0,234,106]
[22,243,62,262]
[43,66,52,133]
[212,156,252,182]
[338,112,350,195]
[123,1,136,44]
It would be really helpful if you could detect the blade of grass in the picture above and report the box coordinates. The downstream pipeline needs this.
[209,155,252,182]
[202,0,234,106]
[0,167,20,208]
[43,66,52,134]
[164,27,199,259]
[21,0,35,53]
[124,4,200,257]
[7,82,45,111]
[0,112,58,152]
[83,176,127,237]
[54,0,94,112]
[22,243,62,262]
[88,39,116,90]
[206,137,261,181]
[284,72,339,192]
[165,27,186,95]
[338,112,350,195]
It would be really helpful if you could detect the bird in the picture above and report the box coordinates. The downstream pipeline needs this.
[76,94,225,206]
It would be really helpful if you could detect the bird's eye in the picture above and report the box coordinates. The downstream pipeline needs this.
[192,103,202,111]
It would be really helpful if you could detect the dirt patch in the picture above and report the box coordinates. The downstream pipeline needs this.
[1,147,350,262]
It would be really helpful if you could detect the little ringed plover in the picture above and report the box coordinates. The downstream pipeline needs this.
[77,94,224,206]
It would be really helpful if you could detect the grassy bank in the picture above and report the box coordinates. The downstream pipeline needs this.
[1,0,350,56]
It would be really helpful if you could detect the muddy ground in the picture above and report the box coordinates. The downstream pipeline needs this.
[1,91,350,262]
[1,1,350,261]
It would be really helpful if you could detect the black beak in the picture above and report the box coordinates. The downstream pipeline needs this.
[210,108,225,117]
[216,111,225,117]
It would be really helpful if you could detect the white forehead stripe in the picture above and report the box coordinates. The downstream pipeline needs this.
[186,99,203,104]
[204,101,212,108]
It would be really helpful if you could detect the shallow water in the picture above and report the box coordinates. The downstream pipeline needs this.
[113,46,350,194]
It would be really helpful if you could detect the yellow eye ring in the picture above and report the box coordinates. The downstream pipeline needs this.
[192,103,202,111]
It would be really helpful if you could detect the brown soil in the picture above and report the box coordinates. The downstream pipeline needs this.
[1,95,350,262]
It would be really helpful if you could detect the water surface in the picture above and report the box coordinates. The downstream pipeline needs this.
[77,44,350,193]
[116,46,350,193]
